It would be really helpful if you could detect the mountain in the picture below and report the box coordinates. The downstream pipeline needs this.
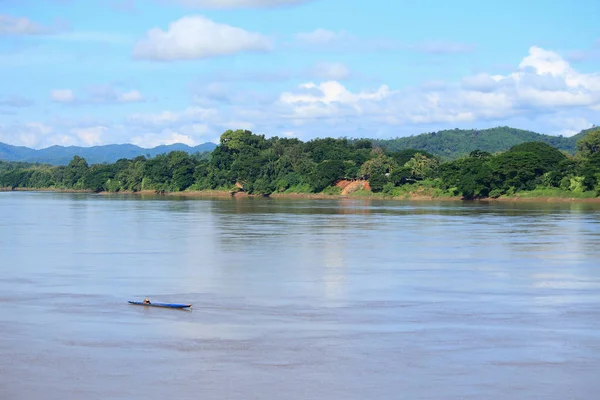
[0,142,217,165]
[1,125,595,165]
[372,126,592,159]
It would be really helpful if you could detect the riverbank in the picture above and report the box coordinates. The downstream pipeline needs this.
[3,187,600,203]
[0,187,93,193]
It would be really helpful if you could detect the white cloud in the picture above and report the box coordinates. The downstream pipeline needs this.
[278,81,392,125]
[0,122,53,148]
[119,90,143,102]
[86,85,146,104]
[173,0,312,8]
[519,46,570,76]
[179,123,211,136]
[499,46,600,109]
[50,86,145,104]
[271,46,600,132]
[71,126,107,146]
[128,111,180,126]
[0,14,59,35]
[133,15,272,61]
[5,46,600,149]
[131,130,196,148]
[549,116,593,137]
[51,89,76,103]
[128,107,217,127]
[295,29,348,46]
[280,81,390,107]
[310,62,351,80]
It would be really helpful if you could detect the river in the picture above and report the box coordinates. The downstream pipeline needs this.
[1,192,599,399]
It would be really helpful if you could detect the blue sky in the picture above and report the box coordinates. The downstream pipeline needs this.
[0,0,599,148]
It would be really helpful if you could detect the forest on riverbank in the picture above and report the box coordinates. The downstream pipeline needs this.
[1,128,600,200]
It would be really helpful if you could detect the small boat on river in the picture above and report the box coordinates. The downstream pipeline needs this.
[128,300,192,309]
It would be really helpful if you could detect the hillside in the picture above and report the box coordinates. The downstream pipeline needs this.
[372,126,591,159]
[2,128,598,200]
[0,142,217,165]
[0,125,595,165]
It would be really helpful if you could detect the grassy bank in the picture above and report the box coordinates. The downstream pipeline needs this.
[3,186,600,203]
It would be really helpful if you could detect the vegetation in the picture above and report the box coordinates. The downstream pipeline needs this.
[372,126,588,160]
[1,125,594,166]
[1,128,600,200]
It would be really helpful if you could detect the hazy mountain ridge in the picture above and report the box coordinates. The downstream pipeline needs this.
[0,142,217,165]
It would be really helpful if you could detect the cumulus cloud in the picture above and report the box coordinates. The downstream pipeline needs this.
[6,46,599,148]
[281,81,390,107]
[510,46,600,108]
[133,16,272,61]
[0,122,53,148]
[268,46,600,132]
[71,126,107,146]
[172,0,312,8]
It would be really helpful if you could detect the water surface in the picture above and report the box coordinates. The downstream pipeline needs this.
[1,192,600,399]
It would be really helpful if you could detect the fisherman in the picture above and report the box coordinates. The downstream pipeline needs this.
[143,297,151,304]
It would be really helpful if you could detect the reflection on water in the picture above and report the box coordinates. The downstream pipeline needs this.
[1,192,600,400]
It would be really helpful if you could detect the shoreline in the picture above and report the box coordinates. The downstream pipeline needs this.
[2,187,600,203]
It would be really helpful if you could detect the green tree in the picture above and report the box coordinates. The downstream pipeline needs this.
[404,153,439,181]
[143,154,171,191]
[489,151,545,192]
[84,164,115,192]
[168,151,195,191]
[509,142,566,171]
[576,128,600,158]
[65,156,89,188]
[389,149,435,166]
[311,160,345,192]
[368,164,387,193]
[359,154,397,179]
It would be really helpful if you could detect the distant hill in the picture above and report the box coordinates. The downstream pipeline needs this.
[1,125,595,165]
[0,142,217,165]
[372,126,593,159]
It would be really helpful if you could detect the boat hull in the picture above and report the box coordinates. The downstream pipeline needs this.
[128,301,192,309]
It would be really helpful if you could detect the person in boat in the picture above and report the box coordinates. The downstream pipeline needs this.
[143,297,151,304]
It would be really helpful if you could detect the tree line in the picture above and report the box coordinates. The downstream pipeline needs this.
[1,128,599,199]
